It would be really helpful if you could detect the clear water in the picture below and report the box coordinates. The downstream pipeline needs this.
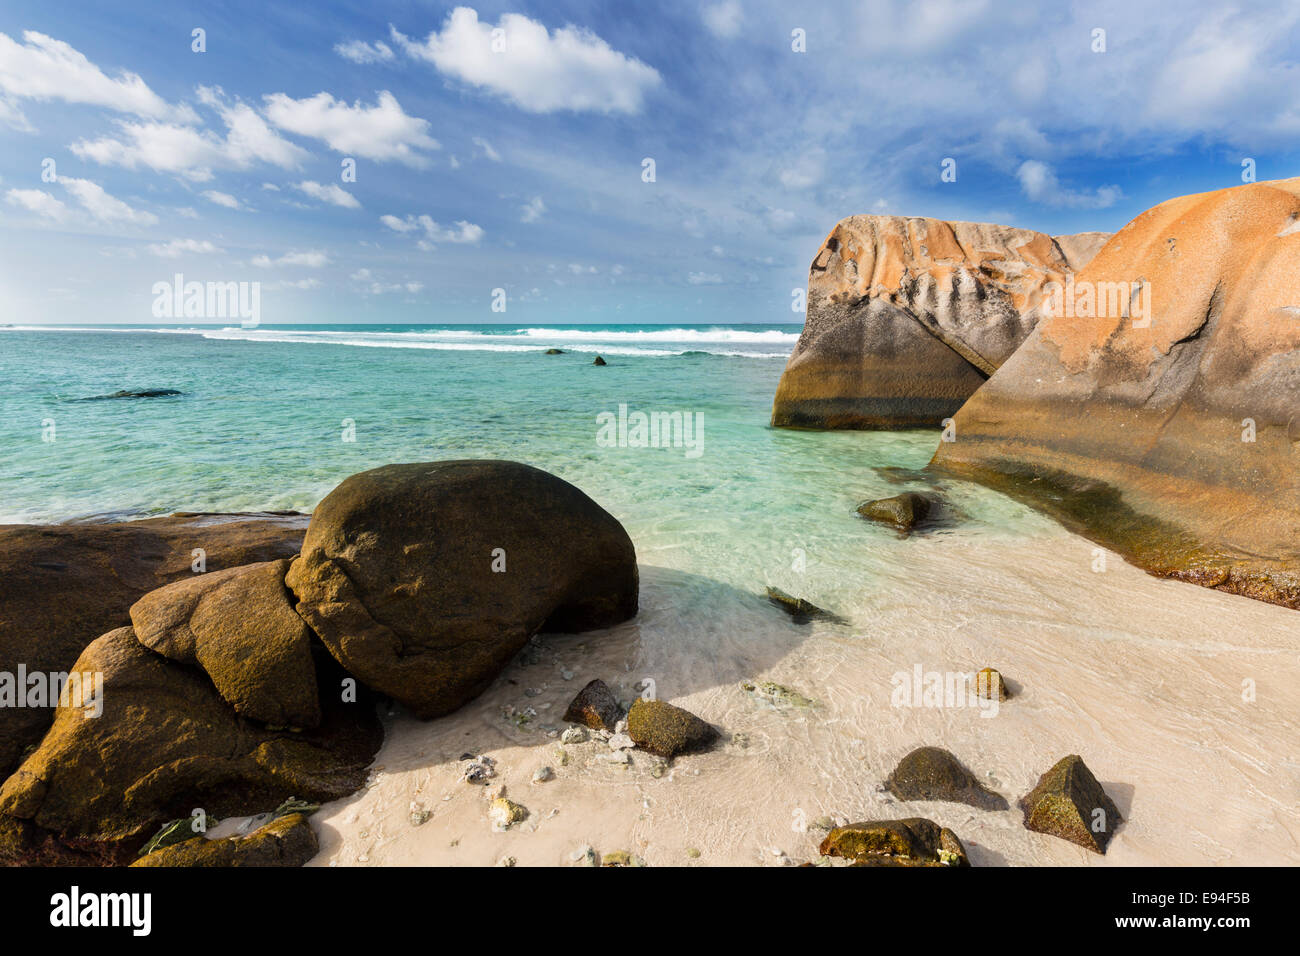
[5,323,1299,865]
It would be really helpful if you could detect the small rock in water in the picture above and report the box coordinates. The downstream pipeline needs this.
[976,667,1010,701]
[408,801,432,826]
[489,797,528,831]
[1019,755,1122,854]
[524,686,543,698]
[810,815,837,833]
[571,844,598,866]
[606,750,631,765]
[497,855,517,867]
[544,348,565,355]
[819,817,969,867]
[608,733,635,751]
[856,492,934,531]
[560,726,588,745]
[686,847,701,859]
[532,765,554,783]
[592,355,607,366]
[562,678,624,731]
[627,698,719,759]
[561,668,575,681]
[764,586,844,624]
[884,746,1009,811]
[649,758,669,778]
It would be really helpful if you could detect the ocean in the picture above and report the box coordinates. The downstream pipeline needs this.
[3,322,1298,866]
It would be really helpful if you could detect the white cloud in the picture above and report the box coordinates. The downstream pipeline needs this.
[391,9,661,114]
[702,2,744,39]
[520,195,545,222]
[334,40,395,64]
[201,190,241,209]
[252,249,330,268]
[688,272,724,285]
[472,135,500,161]
[1016,160,1120,209]
[380,213,484,245]
[262,90,439,166]
[5,187,69,221]
[0,30,193,121]
[294,180,361,209]
[261,182,280,191]
[266,278,322,290]
[59,177,158,225]
[148,238,222,258]
[0,96,33,132]
[72,87,308,182]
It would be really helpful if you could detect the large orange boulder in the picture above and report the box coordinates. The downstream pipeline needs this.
[771,216,1107,429]
[932,179,1300,608]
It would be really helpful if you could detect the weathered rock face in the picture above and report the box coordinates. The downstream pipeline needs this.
[285,461,638,719]
[563,679,624,731]
[932,179,1300,608]
[129,559,320,728]
[0,627,381,866]
[0,513,306,778]
[772,216,1108,429]
[626,698,718,758]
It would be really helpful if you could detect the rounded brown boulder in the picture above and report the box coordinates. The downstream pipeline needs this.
[284,460,639,719]
[129,558,320,728]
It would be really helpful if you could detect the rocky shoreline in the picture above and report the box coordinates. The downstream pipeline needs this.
[773,178,1300,609]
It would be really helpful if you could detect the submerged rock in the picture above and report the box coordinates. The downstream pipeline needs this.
[129,558,320,728]
[819,817,969,866]
[130,812,317,867]
[602,849,645,867]
[489,796,528,831]
[884,746,1009,811]
[562,679,624,731]
[78,388,183,401]
[626,698,718,758]
[285,460,638,719]
[1019,755,1122,854]
[740,680,816,708]
[764,586,843,625]
[856,492,933,531]
[544,348,565,354]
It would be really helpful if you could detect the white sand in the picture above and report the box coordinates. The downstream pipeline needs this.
[309,531,1300,867]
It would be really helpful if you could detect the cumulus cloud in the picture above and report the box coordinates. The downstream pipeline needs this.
[72,87,308,182]
[201,190,241,209]
[1016,160,1120,209]
[262,90,439,166]
[5,187,69,221]
[391,8,661,114]
[58,177,158,224]
[252,249,330,268]
[334,40,395,64]
[294,180,361,209]
[380,213,484,245]
[148,238,222,258]
[0,30,193,121]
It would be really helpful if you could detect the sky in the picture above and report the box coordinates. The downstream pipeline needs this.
[1,0,1299,325]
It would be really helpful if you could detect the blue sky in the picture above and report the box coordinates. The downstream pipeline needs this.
[1,0,1298,325]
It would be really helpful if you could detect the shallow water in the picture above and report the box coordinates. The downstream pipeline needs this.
[3,324,1297,865]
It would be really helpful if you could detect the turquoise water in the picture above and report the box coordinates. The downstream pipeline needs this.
[0,323,1048,605]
